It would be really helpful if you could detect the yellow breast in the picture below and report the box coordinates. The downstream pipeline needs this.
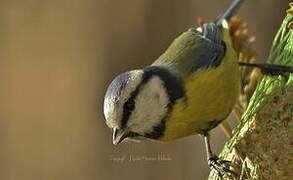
[160,30,240,141]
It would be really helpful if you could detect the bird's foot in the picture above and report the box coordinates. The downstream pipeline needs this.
[208,155,237,179]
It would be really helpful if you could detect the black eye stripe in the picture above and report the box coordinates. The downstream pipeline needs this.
[125,98,135,111]
[120,69,156,128]
[121,95,136,128]
[121,84,142,128]
[120,66,185,139]
[121,69,156,128]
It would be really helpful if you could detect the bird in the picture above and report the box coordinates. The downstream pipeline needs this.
[103,0,293,176]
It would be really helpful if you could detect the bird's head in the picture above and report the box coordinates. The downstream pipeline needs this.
[103,67,180,145]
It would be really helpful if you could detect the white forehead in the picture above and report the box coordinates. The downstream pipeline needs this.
[103,70,143,128]
[127,76,169,135]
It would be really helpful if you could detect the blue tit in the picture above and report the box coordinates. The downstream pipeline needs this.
[104,0,243,142]
[103,0,293,175]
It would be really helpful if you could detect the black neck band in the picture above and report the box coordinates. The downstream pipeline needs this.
[121,66,185,139]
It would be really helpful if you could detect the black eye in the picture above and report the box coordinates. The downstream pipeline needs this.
[124,98,135,112]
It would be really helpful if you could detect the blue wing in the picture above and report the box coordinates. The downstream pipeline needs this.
[190,23,226,71]
[153,22,226,77]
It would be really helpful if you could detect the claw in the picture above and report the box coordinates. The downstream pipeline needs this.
[204,135,238,179]
[208,155,238,179]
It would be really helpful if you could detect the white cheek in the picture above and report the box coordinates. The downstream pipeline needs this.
[128,77,169,134]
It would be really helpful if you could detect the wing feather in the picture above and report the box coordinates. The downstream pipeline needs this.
[153,23,226,77]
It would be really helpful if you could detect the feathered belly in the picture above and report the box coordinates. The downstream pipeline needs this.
[160,61,240,141]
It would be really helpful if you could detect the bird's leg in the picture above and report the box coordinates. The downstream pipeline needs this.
[203,134,237,179]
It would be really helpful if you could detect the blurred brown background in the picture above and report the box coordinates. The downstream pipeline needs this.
[0,0,289,180]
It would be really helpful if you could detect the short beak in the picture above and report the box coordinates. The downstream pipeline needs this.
[112,128,128,145]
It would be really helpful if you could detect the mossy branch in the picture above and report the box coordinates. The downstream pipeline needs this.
[208,4,293,180]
